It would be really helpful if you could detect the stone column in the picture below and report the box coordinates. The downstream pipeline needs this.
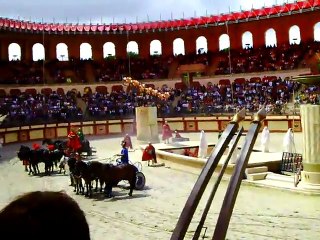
[135,106,159,143]
[300,104,320,185]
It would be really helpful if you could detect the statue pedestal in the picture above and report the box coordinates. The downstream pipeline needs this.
[300,104,320,186]
[135,106,159,143]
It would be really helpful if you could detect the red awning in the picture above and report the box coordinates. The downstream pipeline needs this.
[51,24,57,31]
[44,24,50,31]
[279,5,290,13]
[207,15,218,24]
[297,0,312,9]
[124,24,132,31]
[14,21,21,29]
[9,20,15,28]
[131,24,138,31]
[313,0,320,7]
[137,23,144,30]
[286,3,300,11]
[267,5,282,15]
[63,25,70,31]
[32,23,38,31]
[83,25,90,31]
[27,22,32,30]
[38,24,44,31]
[97,25,105,32]
[57,24,64,31]
[91,25,97,31]
[4,19,9,27]
[144,22,151,30]
[0,19,4,27]
[76,25,83,32]
[150,21,159,29]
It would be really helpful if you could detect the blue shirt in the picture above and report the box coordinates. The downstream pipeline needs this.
[120,148,129,164]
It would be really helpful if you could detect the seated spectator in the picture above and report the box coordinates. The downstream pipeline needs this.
[0,191,90,240]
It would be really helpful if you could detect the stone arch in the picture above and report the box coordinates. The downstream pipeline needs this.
[265,28,277,47]
[150,40,162,55]
[32,43,45,61]
[56,43,69,61]
[242,31,253,49]
[196,36,208,54]
[8,43,21,61]
[80,43,92,60]
[103,42,116,58]
[127,41,139,55]
[289,25,301,45]
[314,22,320,42]
[219,34,230,51]
[173,38,185,55]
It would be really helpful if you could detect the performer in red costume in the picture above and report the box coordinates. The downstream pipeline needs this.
[67,127,82,153]
[162,121,172,144]
[142,142,157,166]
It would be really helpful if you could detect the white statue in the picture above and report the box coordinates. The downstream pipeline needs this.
[198,130,208,158]
[283,128,295,153]
[260,126,270,152]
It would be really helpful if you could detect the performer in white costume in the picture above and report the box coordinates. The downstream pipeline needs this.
[283,128,295,153]
[260,126,270,152]
[198,130,208,158]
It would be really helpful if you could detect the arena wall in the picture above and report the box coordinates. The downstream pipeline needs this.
[0,115,301,145]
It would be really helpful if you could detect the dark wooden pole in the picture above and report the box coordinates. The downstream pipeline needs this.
[192,127,244,240]
[212,109,266,240]
[171,109,246,240]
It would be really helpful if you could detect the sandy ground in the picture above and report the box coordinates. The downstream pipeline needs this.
[0,132,320,240]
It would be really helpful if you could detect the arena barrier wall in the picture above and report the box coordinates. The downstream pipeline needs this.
[0,115,301,145]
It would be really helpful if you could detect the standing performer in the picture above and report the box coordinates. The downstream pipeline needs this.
[123,134,133,149]
[77,128,85,142]
[67,127,82,153]
[142,142,157,166]
[261,126,270,152]
[198,130,208,158]
[283,128,295,153]
[162,121,172,144]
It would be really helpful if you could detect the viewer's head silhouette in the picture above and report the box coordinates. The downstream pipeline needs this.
[0,191,90,240]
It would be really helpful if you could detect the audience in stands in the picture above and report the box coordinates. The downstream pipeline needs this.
[0,40,319,126]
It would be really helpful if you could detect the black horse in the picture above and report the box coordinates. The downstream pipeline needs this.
[101,163,137,198]
[17,145,58,175]
[68,157,84,195]
[74,160,104,197]
[18,145,40,175]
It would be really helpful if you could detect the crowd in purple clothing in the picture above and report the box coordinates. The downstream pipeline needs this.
[0,90,83,126]
[1,75,316,127]
[175,77,299,115]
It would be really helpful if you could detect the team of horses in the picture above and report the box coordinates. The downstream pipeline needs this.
[69,159,138,198]
[17,139,141,198]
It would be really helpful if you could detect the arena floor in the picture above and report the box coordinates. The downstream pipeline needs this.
[0,132,319,240]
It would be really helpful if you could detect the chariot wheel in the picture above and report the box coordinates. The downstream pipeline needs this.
[135,172,146,190]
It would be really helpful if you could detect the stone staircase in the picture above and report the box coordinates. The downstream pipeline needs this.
[245,166,268,181]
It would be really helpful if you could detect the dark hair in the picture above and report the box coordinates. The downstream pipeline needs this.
[0,191,90,240]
